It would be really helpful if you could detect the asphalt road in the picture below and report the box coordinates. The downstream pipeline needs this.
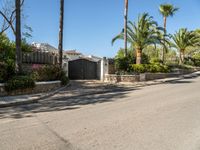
[0,74,200,150]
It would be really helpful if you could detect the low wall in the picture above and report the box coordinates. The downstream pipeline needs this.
[0,81,61,96]
[142,73,179,81]
[104,74,140,83]
[105,69,198,83]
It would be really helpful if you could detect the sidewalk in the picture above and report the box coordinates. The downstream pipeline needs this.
[0,71,199,108]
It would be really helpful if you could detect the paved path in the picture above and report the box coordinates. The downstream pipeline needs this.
[0,73,200,150]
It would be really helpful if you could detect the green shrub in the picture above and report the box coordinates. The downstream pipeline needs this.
[0,62,7,82]
[150,58,163,64]
[115,57,135,72]
[60,75,69,85]
[147,63,170,73]
[130,64,146,73]
[192,54,200,66]
[0,61,15,83]
[130,63,170,73]
[59,70,69,85]
[114,48,149,72]
[31,65,69,85]
[5,76,35,92]
[32,65,61,81]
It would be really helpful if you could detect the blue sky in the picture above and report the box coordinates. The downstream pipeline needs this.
[4,0,200,57]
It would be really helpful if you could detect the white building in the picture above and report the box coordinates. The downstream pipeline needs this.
[63,50,83,60]
[31,42,58,53]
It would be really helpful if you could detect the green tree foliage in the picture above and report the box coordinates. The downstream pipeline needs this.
[159,3,178,62]
[112,13,166,64]
[115,48,149,72]
[171,28,200,64]
[0,34,15,82]
[0,34,32,82]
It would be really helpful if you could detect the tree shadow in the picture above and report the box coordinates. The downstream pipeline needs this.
[0,83,138,120]
[166,80,193,84]
[164,72,200,85]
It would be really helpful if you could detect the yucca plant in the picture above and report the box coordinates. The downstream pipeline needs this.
[171,28,200,64]
[112,13,166,64]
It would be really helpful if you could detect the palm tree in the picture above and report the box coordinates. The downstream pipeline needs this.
[58,0,64,69]
[15,0,22,73]
[112,13,165,64]
[159,4,178,62]
[171,28,200,64]
[124,0,128,57]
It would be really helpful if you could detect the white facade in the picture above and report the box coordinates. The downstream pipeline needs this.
[32,42,58,53]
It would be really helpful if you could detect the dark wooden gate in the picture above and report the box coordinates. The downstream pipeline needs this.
[69,59,97,79]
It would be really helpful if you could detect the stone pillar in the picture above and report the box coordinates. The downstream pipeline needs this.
[62,59,69,77]
[140,73,146,81]
[100,57,109,81]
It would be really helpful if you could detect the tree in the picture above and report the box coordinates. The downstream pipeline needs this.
[58,0,64,69]
[124,0,128,57]
[171,28,200,64]
[15,0,22,73]
[0,0,25,73]
[112,13,165,64]
[0,0,25,35]
[159,4,178,62]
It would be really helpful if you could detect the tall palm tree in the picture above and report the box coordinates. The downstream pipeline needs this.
[124,0,128,57]
[58,0,64,68]
[171,28,200,64]
[112,13,165,64]
[15,0,22,73]
[159,4,178,62]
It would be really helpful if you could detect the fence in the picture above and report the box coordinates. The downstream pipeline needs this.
[22,51,59,65]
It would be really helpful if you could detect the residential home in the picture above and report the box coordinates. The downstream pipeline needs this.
[63,50,83,60]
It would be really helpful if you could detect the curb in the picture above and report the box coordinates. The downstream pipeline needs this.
[0,83,71,108]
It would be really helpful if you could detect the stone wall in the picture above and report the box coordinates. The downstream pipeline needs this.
[143,73,178,81]
[104,74,140,83]
[0,81,61,96]
[104,69,198,83]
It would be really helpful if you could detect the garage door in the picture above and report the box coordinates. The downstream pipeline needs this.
[69,59,97,79]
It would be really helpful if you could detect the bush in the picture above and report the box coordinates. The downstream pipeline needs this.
[150,58,163,64]
[60,75,69,85]
[130,63,170,73]
[5,75,35,92]
[114,48,149,72]
[115,57,135,72]
[130,64,146,73]
[32,65,62,81]
[0,62,7,82]
[192,54,200,66]
[148,63,170,73]
[0,61,15,83]
[31,65,69,85]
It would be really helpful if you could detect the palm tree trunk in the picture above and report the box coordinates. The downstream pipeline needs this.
[179,49,184,64]
[136,48,142,64]
[58,0,64,69]
[15,0,22,73]
[162,16,167,63]
[124,0,128,57]
[180,49,185,64]
[182,50,185,63]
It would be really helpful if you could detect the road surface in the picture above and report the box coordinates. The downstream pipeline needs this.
[0,74,200,150]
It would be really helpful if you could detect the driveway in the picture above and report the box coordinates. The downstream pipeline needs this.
[0,74,200,150]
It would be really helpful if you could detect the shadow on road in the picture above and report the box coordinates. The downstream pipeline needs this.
[164,72,200,84]
[0,82,138,120]
[1,72,199,120]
